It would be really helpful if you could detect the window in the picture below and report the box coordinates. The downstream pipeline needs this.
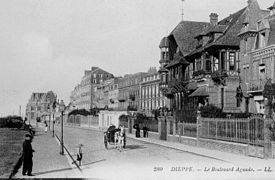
[214,57,219,71]
[196,59,202,71]
[259,32,266,48]
[221,52,226,71]
[229,52,235,71]
[206,60,212,72]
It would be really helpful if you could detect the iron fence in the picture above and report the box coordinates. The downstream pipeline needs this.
[200,117,265,146]
[176,122,197,138]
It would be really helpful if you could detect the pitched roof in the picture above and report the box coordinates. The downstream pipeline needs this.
[239,0,263,36]
[189,86,209,97]
[169,21,209,56]
[208,8,246,47]
[166,53,189,69]
[159,37,170,48]
[188,8,246,57]
[195,24,226,38]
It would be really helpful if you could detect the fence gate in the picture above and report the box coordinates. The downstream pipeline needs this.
[160,118,167,140]
[247,115,265,158]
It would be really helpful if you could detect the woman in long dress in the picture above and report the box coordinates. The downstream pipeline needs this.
[44,122,48,133]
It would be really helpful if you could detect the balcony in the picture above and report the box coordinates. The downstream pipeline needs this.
[129,94,135,101]
[248,81,265,93]
[192,70,212,80]
[118,96,126,102]
[211,71,228,85]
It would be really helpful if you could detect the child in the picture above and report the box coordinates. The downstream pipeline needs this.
[76,144,83,166]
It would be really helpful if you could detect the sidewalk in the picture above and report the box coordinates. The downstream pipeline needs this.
[15,127,82,178]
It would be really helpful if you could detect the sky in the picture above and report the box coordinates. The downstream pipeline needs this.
[0,0,274,116]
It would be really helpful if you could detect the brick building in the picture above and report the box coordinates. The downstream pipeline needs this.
[238,0,275,114]
[159,0,262,115]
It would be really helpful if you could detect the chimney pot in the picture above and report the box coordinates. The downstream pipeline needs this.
[210,13,218,25]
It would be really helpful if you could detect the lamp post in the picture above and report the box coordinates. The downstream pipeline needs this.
[52,100,57,138]
[47,104,51,131]
[59,100,66,155]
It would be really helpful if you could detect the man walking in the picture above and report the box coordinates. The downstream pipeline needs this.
[22,134,35,176]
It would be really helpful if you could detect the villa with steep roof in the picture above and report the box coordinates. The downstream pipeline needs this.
[158,0,272,117]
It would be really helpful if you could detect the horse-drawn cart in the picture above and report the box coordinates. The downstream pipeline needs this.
[104,125,126,149]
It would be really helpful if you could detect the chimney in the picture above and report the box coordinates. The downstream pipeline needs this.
[210,13,218,26]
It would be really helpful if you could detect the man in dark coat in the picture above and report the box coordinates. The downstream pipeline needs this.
[22,134,35,176]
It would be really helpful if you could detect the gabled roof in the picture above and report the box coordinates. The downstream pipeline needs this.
[169,21,209,56]
[208,8,246,47]
[188,7,246,57]
[239,0,264,36]
[195,24,226,38]
[166,53,189,69]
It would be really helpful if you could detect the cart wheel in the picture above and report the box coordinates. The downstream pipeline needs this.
[104,135,108,149]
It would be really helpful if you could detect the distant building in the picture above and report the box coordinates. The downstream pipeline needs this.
[70,67,114,111]
[25,91,56,123]
[118,72,147,111]
[140,67,169,115]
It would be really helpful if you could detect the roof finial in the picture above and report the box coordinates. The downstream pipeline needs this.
[181,0,185,21]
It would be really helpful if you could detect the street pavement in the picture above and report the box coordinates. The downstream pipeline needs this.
[14,123,275,180]
[53,124,275,180]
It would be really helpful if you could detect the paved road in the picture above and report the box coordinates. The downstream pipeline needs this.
[53,125,242,180]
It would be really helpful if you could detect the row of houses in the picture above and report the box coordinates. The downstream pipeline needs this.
[26,0,275,122]
[69,67,169,116]
[158,0,275,117]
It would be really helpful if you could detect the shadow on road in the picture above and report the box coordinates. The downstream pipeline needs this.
[33,167,75,176]
[125,145,146,150]
[81,159,106,169]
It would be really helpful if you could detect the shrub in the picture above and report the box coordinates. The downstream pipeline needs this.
[199,104,226,118]
[175,106,197,123]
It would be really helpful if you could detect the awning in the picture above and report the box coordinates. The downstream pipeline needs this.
[189,86,209,97]
[186,81,197,91]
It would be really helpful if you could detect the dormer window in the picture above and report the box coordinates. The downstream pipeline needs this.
[259,32,266,48]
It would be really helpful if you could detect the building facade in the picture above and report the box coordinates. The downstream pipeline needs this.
[239,0,275,115]
[118,72,147,111]
[70,67,114,111]
[25,91,56,123]
[140,67,169,115]
[158,1,262,116]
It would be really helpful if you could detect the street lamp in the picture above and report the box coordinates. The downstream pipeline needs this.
[47,104,51,131]
[52,100,56,138]
[59,100,66,155]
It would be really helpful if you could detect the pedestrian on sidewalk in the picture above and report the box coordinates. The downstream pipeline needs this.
[134,124,140,138]
[76,144,83,166]
[44,121,48,133]
[22,134,35,176]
